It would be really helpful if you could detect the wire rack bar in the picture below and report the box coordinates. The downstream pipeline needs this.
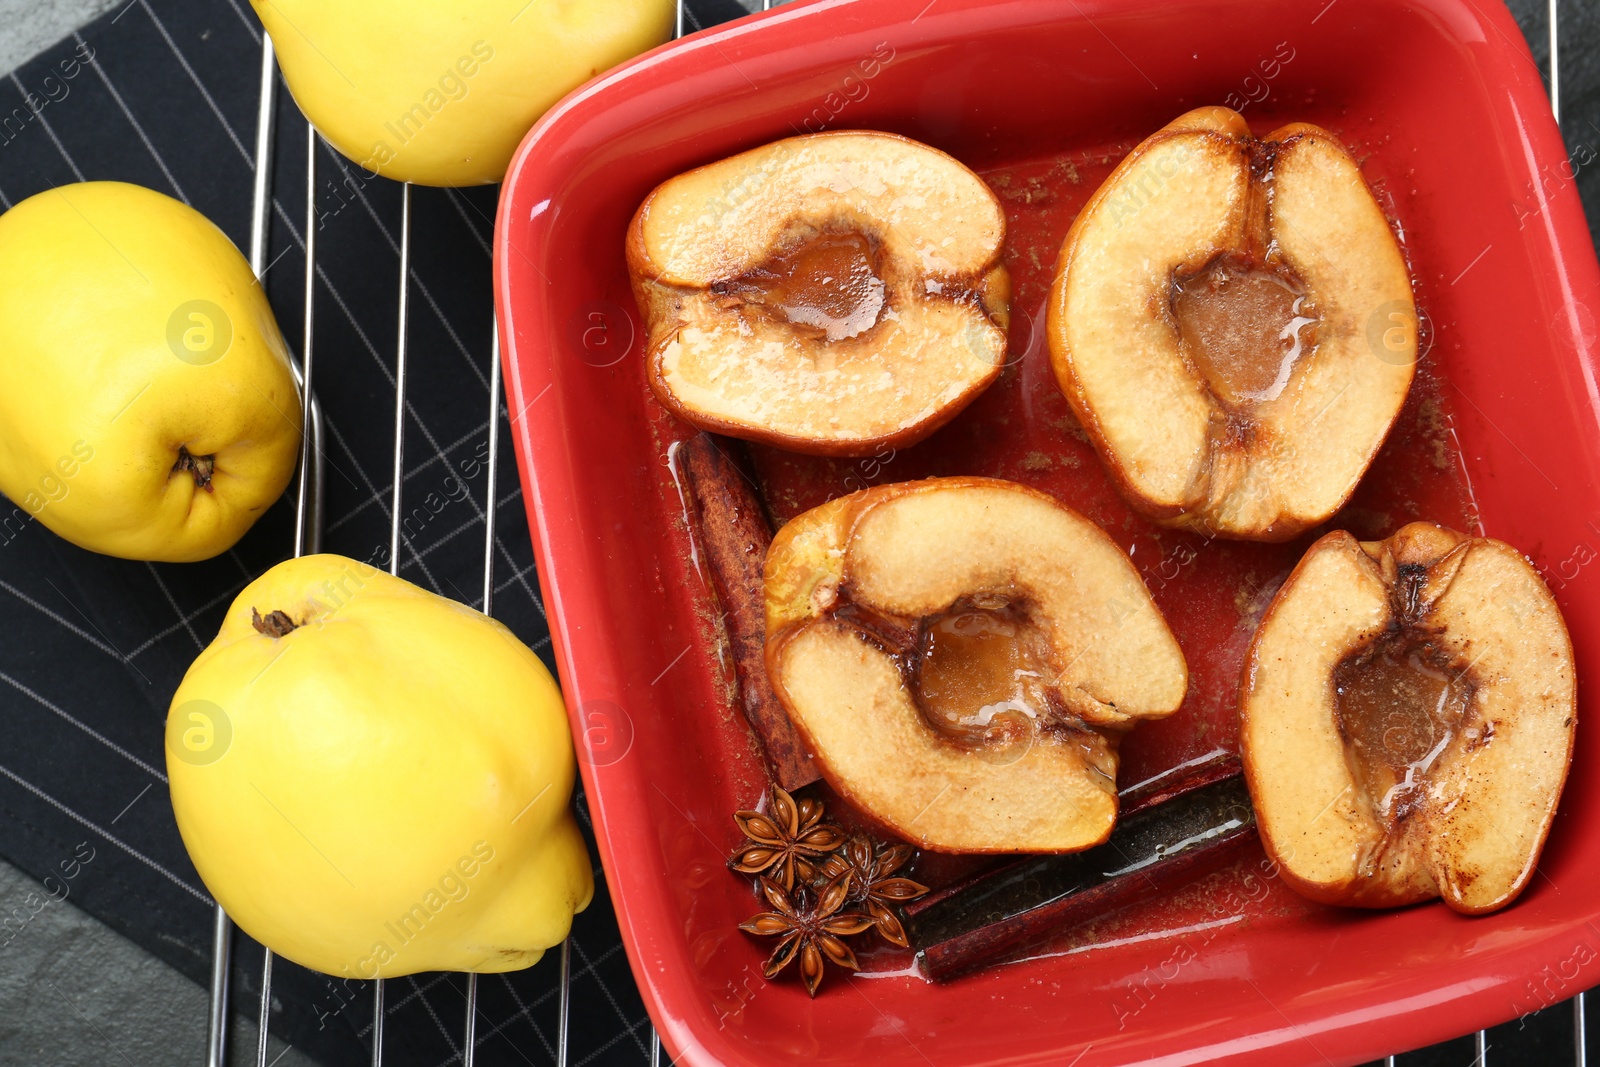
[247,37,277,281]
[482,326,502,616]
[459,321,504,1067]
[207,907,232,1067]
[1549,0,1561,123]
[1579,992,1589,1067]
[294,135,328,562]
[370,979,386,1066]
[463,974,480,1066]
[255,951,273,1067]
[370,180,414,1067]
[293,127,321,559]
[559,940,574,1067]
[389,183,414,582]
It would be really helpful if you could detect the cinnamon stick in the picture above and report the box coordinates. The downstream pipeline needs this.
[903,750,1242,921]
[907,762,1255,981]
[680,433,819,790]
[1117,749,1243,816]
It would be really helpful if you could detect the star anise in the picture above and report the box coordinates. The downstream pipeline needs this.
[738,873,874,997]
[729,785,844,891]
[819,836,929,947]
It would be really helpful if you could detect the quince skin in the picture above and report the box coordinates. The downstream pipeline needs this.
[0,182,301,562]
[167,554,591,977]
[254,0,674,186]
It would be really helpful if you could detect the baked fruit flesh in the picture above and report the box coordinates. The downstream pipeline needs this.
[628,131,1010,456]
[763,477,1188,852]
[1048,106,1417,541]
[1241,523,1576,913]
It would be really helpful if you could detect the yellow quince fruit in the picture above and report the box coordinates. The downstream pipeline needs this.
[0,182,301,562]
[167,554,592,978]
[253,0,675,186]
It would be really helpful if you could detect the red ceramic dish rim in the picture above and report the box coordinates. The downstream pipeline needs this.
[494,1,1600,1064]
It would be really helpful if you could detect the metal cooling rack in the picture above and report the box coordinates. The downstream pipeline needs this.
[202,0,1581,1064]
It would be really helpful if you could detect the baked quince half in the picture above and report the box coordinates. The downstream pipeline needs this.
[1048,107,1416,541]
[1241,523,1576,914]
[628,131,1010,456]
[764,477,1187,852]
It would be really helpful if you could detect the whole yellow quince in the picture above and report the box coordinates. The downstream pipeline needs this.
[167,554,592,978]
[254,0,675,186]
[0,182,301,562]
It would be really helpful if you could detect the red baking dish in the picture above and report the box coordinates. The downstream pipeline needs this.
[494,0,1600,1064]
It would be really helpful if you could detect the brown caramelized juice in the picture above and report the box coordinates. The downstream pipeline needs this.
[914,605,1045,747]
[1334,641,1471,821]
[1172,255,1314,405]
[726,230,886,342]
[647,142,1478,972]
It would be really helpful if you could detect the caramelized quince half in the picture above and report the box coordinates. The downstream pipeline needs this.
[763,477,1187,852]
[628,131,1010,456]
[1241,523,1576,913]
[1048,107,1416,541]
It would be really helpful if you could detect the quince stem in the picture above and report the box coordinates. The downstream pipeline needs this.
[251,608,297,638]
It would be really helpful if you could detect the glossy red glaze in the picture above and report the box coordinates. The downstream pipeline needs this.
[495,1,1600,1064]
